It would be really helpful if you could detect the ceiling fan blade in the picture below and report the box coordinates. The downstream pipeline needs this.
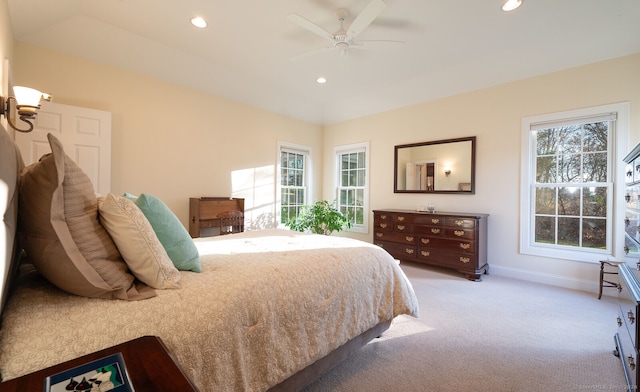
[350,40,404,49]
[289,46,334,62]
[346,0,386,40]
[288,13,334,40]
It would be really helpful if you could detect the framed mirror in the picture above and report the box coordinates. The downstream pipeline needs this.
[394,136,476,194]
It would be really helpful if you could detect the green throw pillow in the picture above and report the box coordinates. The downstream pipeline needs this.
[130,193,201,272]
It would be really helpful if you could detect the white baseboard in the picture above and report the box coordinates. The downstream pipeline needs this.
[489,264,610,297]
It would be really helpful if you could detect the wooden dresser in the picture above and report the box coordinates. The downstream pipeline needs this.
[615,263,640,389]
[372,209,488,281]
[189,197,244,238]
[614,142,640,389]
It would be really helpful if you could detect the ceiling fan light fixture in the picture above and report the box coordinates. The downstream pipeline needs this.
[502,0,522,11]
[190,16,207,28]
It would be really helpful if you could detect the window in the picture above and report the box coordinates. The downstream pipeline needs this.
[279,143,311,226]
[335,142,370,233]
[520,103,629,263]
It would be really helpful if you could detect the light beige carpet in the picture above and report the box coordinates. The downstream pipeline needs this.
[304,262,627,392]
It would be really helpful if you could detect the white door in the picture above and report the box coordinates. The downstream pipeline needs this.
[15,102,112,195]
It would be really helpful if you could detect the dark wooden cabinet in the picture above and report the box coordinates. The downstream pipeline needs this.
[615,263,640,389]
[614,143,640,389]
[189,197,244,238]
[372,209,488,281]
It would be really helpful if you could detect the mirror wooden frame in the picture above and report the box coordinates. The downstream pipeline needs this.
[394,136,476,194]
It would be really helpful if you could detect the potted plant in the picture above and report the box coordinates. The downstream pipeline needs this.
[285,200,351,235]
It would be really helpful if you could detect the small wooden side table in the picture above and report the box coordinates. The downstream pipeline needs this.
[0,336,198,392]
[599,260,624,299]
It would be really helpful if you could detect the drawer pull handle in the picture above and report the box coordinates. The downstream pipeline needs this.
[405,236,414,242]
[398,225,406,231]
[376,233,383,238]
[628,311,635,324]
[459,243,471,250]
[454,230,465,237]
[455,220,464,226]
[431,218,440,224]
[380,223,388,229]
[617,316,623,327]
[405,248,414,255]
[618,284,623,293]
[460,257,470,264]
[629,356,636,371]
[421,250,430,257]
[397,216,405,222]
[431,228,441,234]
[421,238,430,244]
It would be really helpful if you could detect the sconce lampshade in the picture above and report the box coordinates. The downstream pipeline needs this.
[13,86,45,114]
[0,85,50,132]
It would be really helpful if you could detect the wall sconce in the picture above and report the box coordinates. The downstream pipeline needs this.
[444,169,452,177]
[0,86,51,133]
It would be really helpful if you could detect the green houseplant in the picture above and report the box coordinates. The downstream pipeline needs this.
[285,200,351,235]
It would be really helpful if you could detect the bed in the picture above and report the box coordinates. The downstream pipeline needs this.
[0,128,418,391]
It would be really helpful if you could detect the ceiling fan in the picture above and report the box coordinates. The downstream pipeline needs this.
[287,0,403,61]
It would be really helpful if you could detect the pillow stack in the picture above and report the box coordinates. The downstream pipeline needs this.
[18,133,199,300]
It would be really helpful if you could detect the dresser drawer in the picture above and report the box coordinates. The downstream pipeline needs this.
[394,213,443,226]
[374,241,417,261]
[617,308,638,386]
[374,231,417,245]
[446,227,476,240]
[414,225,446,237]
[373,218,394,231]
[445,217,476,229]
[417,247,477,267]
[618,272,639,348]
[421,237,476,254]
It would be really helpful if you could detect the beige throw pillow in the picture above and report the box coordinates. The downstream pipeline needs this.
[99,193,181,289]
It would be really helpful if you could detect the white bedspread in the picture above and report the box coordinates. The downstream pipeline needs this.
[0,229,418,391]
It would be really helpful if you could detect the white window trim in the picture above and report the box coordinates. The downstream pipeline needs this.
[335,141,370,234]
[277,141,313,228]
[519,102,630,263]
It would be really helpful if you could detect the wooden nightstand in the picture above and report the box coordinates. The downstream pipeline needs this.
[0,336,198,392]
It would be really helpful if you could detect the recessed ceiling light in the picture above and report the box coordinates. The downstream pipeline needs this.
[190,16,207,28]
[502,0,522,11]
[316,77,327,84]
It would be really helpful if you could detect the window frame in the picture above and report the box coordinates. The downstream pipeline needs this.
[277,142,312,227]
[519,103,629,263]
[335,142,370,234]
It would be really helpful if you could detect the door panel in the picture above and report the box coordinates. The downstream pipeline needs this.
[15,102,112,195]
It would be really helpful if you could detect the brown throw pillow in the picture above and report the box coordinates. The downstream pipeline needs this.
[18,133,155,300]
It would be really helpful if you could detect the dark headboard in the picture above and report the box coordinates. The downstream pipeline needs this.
[0,125,24,320]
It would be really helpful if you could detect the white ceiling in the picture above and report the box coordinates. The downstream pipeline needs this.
[7,0,640,125]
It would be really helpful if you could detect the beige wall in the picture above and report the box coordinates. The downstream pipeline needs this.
[323,53,640,290]
[12,42,324,229]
